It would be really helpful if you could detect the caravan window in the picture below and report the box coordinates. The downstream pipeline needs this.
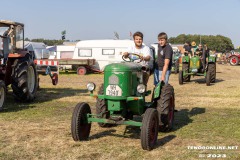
[78,49,92,57]
[102,49,115,55]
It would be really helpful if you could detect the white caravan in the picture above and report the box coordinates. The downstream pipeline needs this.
[72,39,135,71]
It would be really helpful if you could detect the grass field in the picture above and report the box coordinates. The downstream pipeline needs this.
[0,64,240,160]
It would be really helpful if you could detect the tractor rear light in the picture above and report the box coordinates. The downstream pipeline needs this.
[87,82,96,91]
[137,84,145,94]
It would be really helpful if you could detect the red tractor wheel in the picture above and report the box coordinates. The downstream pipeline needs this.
[77,66,87,75]
[229,56,239,66]
[52,73,58,85]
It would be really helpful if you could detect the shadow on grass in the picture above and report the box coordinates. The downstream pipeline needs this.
[190,78,224,85]
[89,126,141,140]
[155,135,176,148]
[1,88,89,112]
[36,87,89,102]
[173,107,205,131]
[89,129,117,140]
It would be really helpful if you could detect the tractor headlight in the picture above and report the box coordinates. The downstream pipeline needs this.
[137,84,145,94]
[87,82,96,91]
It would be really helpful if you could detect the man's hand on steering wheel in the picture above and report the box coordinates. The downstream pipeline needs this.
[122,53,142,62]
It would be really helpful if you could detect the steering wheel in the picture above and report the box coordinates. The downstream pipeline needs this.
[122,53,142,63]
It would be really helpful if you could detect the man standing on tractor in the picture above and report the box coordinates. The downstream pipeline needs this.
[191,41,197,56]
[183,41,192,57]
[196,44,203,56]
[156,32,173,84]
[123,31,152,85]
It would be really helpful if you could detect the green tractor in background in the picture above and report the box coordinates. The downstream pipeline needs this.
[178,48,216,86]
[71,52,175,150]
[171,50,181,74]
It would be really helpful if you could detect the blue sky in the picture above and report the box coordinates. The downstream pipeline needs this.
[1,0,240,47]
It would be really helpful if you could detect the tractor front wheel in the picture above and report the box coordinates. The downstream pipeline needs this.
[141,108,159,151]
[183,63,190,82]
[52,73,58,85]
[11,54,38,101]
[71,102,91,141]
[0,81,6,111]
[179,71,183,85]
[174,60,179,74]
[157,84,175,132]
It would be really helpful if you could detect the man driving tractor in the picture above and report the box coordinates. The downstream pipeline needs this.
[123,31,152,85]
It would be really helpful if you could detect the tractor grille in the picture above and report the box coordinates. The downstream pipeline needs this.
[109,74,119,85]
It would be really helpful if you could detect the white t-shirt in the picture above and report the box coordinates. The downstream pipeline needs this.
[127,45,153,68]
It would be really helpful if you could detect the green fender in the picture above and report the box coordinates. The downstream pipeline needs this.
[153,81,164,99]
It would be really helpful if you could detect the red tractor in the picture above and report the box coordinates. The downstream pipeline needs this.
[0,20,38,111]
[228,52,240,66]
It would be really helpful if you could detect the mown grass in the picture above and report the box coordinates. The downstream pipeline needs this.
[0,64,240,160]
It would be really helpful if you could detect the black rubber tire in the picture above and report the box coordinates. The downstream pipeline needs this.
[182,63,190,82]
[77,66,87,75]
[211,63,216,83]
[206,63,215,86]
[96,84,111,127]
[179,71,183,85]
[71,102,91,141]
[229,56,239,66]
[52,73,58,85]
[174,60,179,74]
[11,54,38,102]
[157,84,175,132]
[141,108,159,151]
[0,81,6,112]
[206,69,211,86]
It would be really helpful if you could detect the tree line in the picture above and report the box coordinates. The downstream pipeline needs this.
[169,34,234,53]
[25,38,70,46]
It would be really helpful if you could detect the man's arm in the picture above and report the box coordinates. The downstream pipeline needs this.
[141,46,152,61]
[161,59,170,81]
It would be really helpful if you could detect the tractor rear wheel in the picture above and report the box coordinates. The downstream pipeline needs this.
[182,63,190,82]
[229,56,239,66]
[0,81,6,112]
[11,54,38,101]
[206,63,215,86]
[71,102,91,141]
[141,108,159,151]
[157,84,175,132]
[96,84,111,127]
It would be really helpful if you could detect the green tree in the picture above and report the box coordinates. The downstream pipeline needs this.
[169,34,234,52]
[31,39,64,46]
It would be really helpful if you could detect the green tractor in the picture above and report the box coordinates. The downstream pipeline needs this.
[171,50,181,74]
[71,52,175,150]
[178,49,216,86]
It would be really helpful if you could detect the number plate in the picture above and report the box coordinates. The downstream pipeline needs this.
[106,85,122,96]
